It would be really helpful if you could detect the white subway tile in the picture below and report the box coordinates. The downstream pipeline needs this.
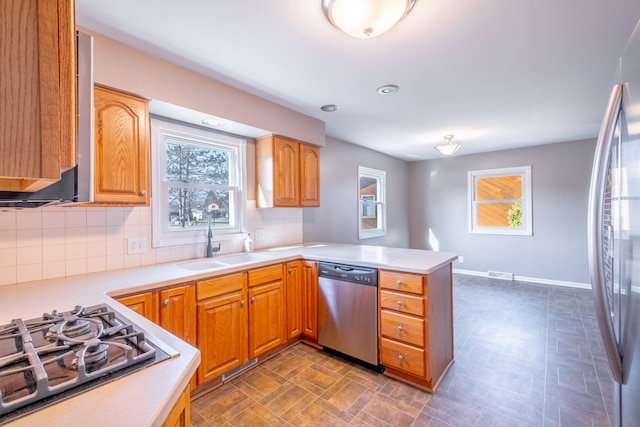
[42,211,66,229]
[65,211,86,228]
[86,209,107,227]
[0,266,16,285]
[0,211,16,230]
[42,244,66,262]
[16,211,42,230]
[0,248,17,267]
[42,261,66,280]
[17,229,41,248]
[17,263,42,283]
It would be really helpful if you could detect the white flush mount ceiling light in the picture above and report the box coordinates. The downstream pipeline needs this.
[322,0,416,38]
[435,135,460,156]
[201,118,225,127]
[321,104,339,112]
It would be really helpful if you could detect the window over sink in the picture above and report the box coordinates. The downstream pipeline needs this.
[151,119,246,247]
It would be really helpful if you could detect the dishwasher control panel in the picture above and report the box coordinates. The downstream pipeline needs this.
[318,262,378,286]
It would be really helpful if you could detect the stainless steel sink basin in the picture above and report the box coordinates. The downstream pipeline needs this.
[177,252,271,271]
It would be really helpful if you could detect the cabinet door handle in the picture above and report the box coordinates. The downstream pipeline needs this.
[251,296,255,303]
[398,354,404,361]
[397,301,403,308]
[288,268,292,273]
[276,196,281,201]
[240,300,245,307]
[397,325,403,332]
[139,190,147,196]
[163,299,170,307]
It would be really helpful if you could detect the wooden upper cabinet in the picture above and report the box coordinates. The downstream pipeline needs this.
[93,85,150,205]
[256,135,320,208]
[0,0,76,192]
[300,144,320,206]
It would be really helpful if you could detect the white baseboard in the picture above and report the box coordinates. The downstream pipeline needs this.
[452,268,591,289]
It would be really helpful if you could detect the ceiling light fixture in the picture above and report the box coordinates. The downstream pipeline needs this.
[322,0,416,39]
[321,104,339,112]
[201,118,225,127]
[435,135,460,156]
[377,84,399,95]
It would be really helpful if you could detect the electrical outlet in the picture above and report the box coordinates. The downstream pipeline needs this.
[254,228,265,240]
[458,255,464,263]
[127,237,147,254]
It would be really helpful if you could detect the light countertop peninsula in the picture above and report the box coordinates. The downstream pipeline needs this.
[0,243,456,426]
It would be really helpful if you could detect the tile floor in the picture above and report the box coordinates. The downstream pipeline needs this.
[191,274,613,426]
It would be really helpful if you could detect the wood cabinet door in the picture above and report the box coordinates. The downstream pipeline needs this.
[159,284,196,346]
[0,0,75,192]
[273,136,300,207]
[116,291,158,323]
[285,261,303,339]
[162,387,190,427]
[197,291,248,383]
[248,281,285,358]
[302,261,318,339]
[300,144,320,207]
[93,85,150,205]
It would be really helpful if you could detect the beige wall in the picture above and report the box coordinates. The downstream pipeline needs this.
[81,27,326,147]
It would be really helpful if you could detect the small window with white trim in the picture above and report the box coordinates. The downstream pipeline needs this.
[468,166,532,235]
[358,166,386,239]
[151,119,245,247]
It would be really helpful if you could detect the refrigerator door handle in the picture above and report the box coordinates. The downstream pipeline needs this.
[588,83,624,384]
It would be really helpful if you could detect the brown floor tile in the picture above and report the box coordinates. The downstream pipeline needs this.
[191,275,613,427]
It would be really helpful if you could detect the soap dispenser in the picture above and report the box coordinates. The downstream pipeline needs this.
[244,233,254,253]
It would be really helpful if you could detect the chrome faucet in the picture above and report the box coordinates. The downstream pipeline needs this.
[205,213,221,258]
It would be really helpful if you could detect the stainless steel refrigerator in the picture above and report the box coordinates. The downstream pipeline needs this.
[588,19,640,427]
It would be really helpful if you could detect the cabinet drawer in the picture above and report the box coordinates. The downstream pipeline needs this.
[380,310,425,347]
[248,264,283,287]
[380,290,424,316]
[380,337,425,378]
[196,272,245,301]
[379,271,424,295]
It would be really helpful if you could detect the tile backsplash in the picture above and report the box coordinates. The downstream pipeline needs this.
[0,201,303,286]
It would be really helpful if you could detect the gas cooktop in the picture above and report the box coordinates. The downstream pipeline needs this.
[0,303,169,424]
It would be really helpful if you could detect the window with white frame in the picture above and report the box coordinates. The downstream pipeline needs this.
[468,166,532,235]
[151,119,246,247]
[358,166,386,239]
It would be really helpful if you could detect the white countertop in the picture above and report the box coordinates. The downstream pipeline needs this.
[0,243,456,426]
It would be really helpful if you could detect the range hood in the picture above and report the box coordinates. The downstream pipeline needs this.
[0,32,94,209]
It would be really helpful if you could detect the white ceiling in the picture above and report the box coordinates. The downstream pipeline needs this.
[75,0,640,161]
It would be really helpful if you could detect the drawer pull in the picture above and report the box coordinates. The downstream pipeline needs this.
[398,354,404,361]
[397,325,404,332]
[163,299,170,307]
[397,300,403,308]
[240,300,245,307]
[251,296,255,303]
[396,280,403,287]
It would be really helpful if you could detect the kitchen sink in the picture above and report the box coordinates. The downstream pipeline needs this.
[177,259,230,271]
[215,252,271,264]
[177,252,272,271]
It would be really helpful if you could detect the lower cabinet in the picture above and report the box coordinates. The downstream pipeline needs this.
[196,272,248,383]
[162,386,191,427]
[378,266,454,392]
[116,283,197,390]
[247,264,286,358]
[301,261,318,340]
[285,260,303,339]
[116,290,158,323]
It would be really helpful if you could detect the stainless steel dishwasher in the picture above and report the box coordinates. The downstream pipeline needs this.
[317,262,379,367]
